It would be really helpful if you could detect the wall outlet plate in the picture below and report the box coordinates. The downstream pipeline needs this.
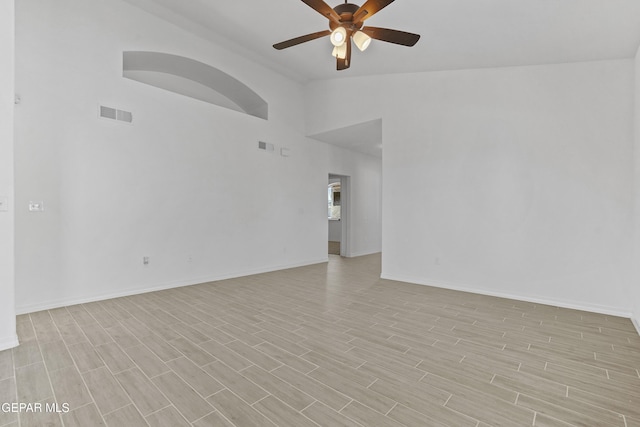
[0,197,8,212]
[29,201,44,212]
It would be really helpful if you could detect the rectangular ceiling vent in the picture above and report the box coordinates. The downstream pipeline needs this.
[99,105,133,124]
[258,141,274,152]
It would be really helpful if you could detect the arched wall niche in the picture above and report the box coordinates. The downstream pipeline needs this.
[123,51,268,120]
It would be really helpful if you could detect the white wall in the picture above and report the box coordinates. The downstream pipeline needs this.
[328,220,341,242]
[307,60,635,316]
[14,0,382,312]
[0,0,18,350]
[633,46,640,332]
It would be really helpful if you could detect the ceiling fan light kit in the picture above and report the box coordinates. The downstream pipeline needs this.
[352,30,372,51]
[332,44,348,59]
[273,0,420,70]
[330,26,348,46]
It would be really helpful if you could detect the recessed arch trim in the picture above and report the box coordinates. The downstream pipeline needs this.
[123,51,268,120]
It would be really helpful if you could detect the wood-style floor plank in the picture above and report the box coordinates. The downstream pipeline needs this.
[0,254,638,426]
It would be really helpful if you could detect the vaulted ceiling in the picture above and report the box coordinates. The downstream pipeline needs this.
[123,0,640,82]
[119,0,640,157]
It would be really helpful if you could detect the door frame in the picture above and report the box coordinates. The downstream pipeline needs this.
[329,173,350,257]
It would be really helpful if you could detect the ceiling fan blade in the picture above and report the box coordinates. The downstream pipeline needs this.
[301,0,341,23]
[337,40,352,70]
[361,26,420,46]
[353,0,395,23]
[273,30,331,50]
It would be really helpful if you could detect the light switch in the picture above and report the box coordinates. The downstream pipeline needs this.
[0,197,7,212]
[29,201,44,212]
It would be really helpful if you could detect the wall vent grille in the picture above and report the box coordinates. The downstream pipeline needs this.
[99,105,133,123]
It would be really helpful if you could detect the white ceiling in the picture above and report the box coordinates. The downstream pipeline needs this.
[121,0,640,157]
[123,0,640,83]
[309,119,383,157]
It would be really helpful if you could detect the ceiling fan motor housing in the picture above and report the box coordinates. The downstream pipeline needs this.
[330,3,363,32]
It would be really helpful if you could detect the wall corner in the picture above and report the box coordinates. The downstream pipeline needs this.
[0,0,17,350]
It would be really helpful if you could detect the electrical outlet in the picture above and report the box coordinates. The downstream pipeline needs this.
[29,201,44,212]
[143,256,149,265]
[0,197,7,212]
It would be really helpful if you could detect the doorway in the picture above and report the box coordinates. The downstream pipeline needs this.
[328,174,350,257]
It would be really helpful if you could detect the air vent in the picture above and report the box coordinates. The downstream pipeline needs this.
[116,110,133,123]
[99,105,133,124]
[100,106,117,120]
[258,141,274,152]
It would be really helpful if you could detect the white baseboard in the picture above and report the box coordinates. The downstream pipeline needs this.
[16,258,328,315]
[380,273,633,319]
[0,334,19,352]
[347,250,381,258]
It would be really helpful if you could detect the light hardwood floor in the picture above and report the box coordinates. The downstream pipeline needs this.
[1,253,640,426]
[328,241,340,255]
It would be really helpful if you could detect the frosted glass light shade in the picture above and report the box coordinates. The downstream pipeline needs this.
[330,27,347,47]
[332,44,347,59]
[353,31,372,51]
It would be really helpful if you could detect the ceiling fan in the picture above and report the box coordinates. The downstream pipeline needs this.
[273,0,420,71]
